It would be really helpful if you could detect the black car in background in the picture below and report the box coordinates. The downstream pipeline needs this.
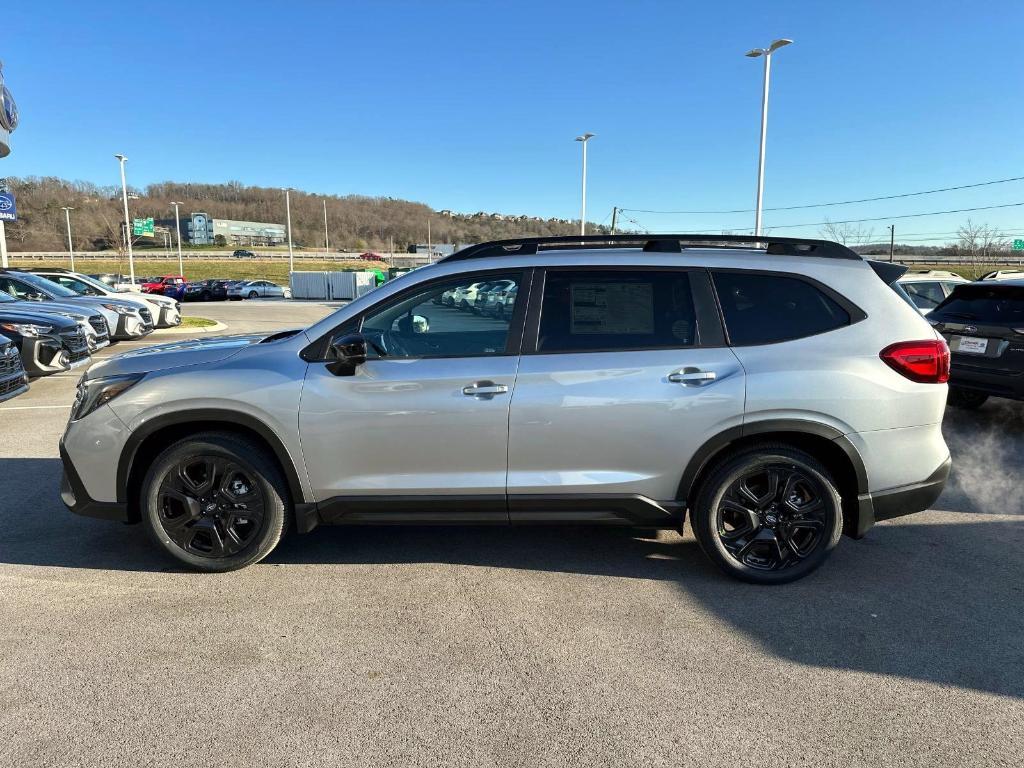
[182,279,229,302]
[929,280,1024,408]
[0,335,30,404]
[0,301,90,377]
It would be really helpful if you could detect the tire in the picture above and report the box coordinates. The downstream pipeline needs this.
[947,387,989,410]
[140,432,291,572]
[690,443,843,585]
[200,292,211,302]
[248,290,258,299]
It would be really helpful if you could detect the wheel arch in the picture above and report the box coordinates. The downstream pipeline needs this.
[117,409,307,522]
[679,420,869,538]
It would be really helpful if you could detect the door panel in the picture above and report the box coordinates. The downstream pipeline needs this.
[507,348,745,505]
[300,356,519,506]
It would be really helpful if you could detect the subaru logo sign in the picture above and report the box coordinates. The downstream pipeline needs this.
[0,191,15,222]
[964,325,978,334]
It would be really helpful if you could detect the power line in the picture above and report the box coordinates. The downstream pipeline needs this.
[619,174,1024,215]
[639,200,1024,233]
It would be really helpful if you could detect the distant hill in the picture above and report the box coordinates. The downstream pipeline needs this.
[2,177,608,252]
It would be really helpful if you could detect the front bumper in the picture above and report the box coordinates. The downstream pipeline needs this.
[111,313,155,340]
[150,303,181,328]
[59,441,129,521]
[19,335,70,377]
[852,457,951,536]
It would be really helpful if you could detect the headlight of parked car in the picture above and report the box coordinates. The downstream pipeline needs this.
[101,303,135,316]
[71,373,145,421]
[0,321,52,337]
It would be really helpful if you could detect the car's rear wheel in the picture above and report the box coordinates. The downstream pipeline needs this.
[200,291,211,302]
[947,387,989,410]
[691,444,843,584]
[141,432,290,572]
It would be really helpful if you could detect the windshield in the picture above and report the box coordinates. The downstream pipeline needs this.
[64,272,113,293]
[0,290,16,303]
[15,271,79,298]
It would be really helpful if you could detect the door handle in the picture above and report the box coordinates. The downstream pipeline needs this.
[668,368,717,386]
[462,380,509,398]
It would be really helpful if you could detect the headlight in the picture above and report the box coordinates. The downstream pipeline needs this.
[101,303,135,316]
[71,373,145,421]
[0,321,52,337]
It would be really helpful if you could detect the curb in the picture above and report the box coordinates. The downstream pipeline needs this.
[151,320,228,335]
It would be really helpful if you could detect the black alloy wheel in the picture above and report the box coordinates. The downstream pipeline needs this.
[142,433,290,571]
[716,465,827,571]
[157,455,266,558]
[692,445,843,584]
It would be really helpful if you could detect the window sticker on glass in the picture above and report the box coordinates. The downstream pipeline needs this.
[570,282,654,335]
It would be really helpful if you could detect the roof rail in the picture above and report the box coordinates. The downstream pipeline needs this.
[440,234,862,263]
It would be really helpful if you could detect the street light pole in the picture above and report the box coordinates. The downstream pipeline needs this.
[323,199,329,260]
[745,39,792,238]
[60,206,75,271]
[284,188,294,273]
[170,201,185,276]
[114,154,136,284]
[575,133,595,236]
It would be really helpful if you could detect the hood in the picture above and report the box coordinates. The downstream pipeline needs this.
[87,333,270,378]
[140,293,176,307]
[7,299,98,321]
[0,306,79,330]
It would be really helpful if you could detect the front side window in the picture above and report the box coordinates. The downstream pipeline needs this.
[713,271,851,345]
[536,269,696,353]
[359,271,524,359]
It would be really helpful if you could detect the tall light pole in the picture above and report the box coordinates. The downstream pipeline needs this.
[60,206,75,271]
[114,154,136,284]
[745,39,792,238]
[170,201,185,277]
[284,188,294,273]
[575,133,595,236]
[322,199,329,260]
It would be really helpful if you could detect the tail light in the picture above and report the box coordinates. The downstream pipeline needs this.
[880,339,950,383]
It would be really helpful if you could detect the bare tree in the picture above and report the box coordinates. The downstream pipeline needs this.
[819,218,875,247]
[955,219,1007,266]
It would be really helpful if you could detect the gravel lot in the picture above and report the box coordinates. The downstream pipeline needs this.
[1,300,1021,767]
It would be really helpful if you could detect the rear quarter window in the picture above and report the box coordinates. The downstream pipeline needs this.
[712,271,853,345]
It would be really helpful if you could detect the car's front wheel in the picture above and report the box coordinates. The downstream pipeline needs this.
[690,444,843,584]
[141,432,290,572]
[248,290,258,299]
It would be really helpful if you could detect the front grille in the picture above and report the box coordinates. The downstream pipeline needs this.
[60,328,90,363]
[89,315,109,337]
[0,345,28,397]
[139,307,153,324]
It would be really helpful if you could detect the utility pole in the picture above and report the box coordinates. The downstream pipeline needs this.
[888,224,895,262]
[745,39,793,238]
[61,206,75,271]
[427,219,432,263]
[610,206,618,234]
[575,133,595,236]
[323,199,330,261]
[170,201,184,277]
[284,188,294,273]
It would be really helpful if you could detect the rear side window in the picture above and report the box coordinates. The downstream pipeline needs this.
[902,281,945,310]
[932,285,1024,325]
[713,272,851,345]
[537,270,696,353]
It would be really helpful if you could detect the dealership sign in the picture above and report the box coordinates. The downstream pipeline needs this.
[0,61,17,158]
[0,192,15,222]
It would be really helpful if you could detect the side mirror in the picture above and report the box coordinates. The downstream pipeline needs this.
[326,332,367,376]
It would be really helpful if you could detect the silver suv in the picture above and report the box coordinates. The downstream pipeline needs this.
[59,235,952,584]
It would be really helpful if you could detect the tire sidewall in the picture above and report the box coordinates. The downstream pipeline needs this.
[141,436,288,572]
[693,450,843,584]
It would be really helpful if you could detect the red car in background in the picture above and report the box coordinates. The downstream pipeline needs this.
[142,275,185,295]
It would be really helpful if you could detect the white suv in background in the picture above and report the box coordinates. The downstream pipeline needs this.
[898,270,969,315]
[60,235,951,584]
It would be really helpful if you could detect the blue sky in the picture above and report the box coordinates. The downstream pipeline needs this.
[3,0,1024,242]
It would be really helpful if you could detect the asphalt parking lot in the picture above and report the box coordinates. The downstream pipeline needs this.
[1,300,1022,767]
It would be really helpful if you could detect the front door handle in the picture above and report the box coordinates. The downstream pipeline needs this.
[463,380,509,399]
[668,368,717,386]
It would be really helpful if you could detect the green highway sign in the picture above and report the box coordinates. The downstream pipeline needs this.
[132,217,154,236]
[1013,239,1024,251]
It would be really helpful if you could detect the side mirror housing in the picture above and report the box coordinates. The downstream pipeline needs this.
[326,333,367,376]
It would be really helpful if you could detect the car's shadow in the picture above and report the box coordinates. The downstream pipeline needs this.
[3,444,1022,700]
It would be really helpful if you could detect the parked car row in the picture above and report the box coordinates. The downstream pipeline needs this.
[136,274,291,302]
[434,278,518,319]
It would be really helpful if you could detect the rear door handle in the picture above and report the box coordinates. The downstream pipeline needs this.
[668,368,717,386]
[463,380,509,398]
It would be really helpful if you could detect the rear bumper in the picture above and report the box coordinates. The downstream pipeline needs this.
[59,441,129,521]
[949,362,1024,401]
[853,456,951,535]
